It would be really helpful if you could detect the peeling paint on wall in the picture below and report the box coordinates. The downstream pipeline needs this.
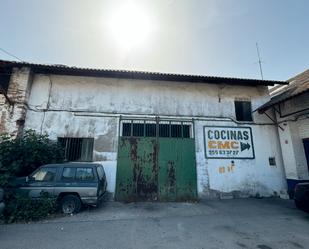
[94,119,118,153]
[2,72,287,199]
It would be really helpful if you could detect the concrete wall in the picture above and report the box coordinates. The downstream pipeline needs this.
[1,70,287,198]
[275,92,309,180]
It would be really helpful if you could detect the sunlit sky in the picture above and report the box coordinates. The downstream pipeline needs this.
[0,0,308,80]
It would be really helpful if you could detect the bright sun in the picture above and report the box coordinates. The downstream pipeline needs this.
[107,3,153,51]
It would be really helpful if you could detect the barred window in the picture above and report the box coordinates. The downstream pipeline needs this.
[58,137,94,162]
[121,120,193,138]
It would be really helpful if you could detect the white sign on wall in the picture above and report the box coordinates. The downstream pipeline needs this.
[204,126,255,159]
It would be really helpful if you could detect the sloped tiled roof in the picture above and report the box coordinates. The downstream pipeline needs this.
[0,59,287,86]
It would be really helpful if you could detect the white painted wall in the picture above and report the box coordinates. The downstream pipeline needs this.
[23,73,287,198]
[195,120,286,198]
[26,74,272,120]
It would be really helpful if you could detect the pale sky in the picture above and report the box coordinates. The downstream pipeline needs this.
[0,0,308,80]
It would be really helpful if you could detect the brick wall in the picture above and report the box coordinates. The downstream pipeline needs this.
[0,67,32,136]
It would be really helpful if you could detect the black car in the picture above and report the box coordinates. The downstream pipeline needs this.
[294,182,309,212]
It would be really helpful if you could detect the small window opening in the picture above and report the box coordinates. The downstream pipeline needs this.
[58,137,94,162]
[269,157,276,166]
[235,101,253,121]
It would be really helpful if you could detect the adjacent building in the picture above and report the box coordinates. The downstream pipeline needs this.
[258,69,309,196]
[0,60,289,201]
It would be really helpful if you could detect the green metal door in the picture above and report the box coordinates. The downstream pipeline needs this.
[116,137,158,201]
[158,138,197,201]
[115,119,197,202]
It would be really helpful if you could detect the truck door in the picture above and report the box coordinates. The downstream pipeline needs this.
[22,167,57,198]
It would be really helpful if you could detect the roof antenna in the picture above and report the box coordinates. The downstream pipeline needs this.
[255,42,264,80]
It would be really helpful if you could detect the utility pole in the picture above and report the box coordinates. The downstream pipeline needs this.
[256,42,264,80]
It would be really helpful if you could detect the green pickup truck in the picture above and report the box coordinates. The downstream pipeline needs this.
[16,163,107,214]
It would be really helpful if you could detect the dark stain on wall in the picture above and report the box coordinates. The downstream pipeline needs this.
[94,119,117,153]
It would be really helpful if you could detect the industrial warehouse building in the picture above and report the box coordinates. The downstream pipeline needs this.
[0,60,291,201]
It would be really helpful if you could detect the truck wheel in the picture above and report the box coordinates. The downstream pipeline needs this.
[61,195,82,214]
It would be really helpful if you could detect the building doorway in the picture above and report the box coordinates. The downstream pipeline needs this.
[115,118,197,202]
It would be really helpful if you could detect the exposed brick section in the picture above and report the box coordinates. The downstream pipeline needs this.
[0,67,32,136]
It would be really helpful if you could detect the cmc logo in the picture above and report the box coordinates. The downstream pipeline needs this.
[208,140,239,149]
[208,140,251,151]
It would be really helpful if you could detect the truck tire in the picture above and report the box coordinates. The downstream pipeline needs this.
[60,195,82,214]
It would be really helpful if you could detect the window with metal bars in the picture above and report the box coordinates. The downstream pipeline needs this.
[58,137,94,162]
[121,121,193,138]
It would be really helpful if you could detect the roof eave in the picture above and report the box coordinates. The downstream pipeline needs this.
[0,60,287,86]
[257,89,309,113]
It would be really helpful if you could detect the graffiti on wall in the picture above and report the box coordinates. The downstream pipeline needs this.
[204,126,255,159]
[218,161,236,174]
